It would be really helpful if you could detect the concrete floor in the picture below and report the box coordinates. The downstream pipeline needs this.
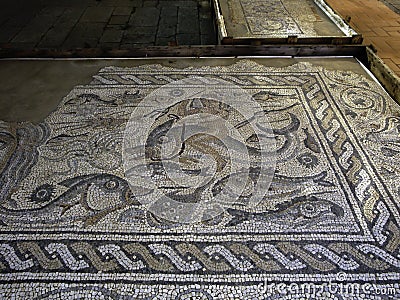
[0,57,372,123]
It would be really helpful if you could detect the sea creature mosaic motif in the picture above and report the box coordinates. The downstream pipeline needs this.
[0,60,399,298]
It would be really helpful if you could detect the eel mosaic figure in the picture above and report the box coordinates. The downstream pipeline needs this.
[0,60,399,298]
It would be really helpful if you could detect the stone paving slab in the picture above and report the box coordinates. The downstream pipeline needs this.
[157,25,177,38]
[130,7,160,27]
[178,7,200,34]
[38,8,84,48]
[109,15,130,25]
[100,28,125,43]
[0,0,216,49]
[80,6,114,23]
[113,6,135,15]
[325,0,400,78]
[12,7,65,44]
[0,18,28,43]
[155,37,177,45]
[177,32,201,44]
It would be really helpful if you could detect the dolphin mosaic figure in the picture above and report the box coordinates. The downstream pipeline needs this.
[0,173,152,227]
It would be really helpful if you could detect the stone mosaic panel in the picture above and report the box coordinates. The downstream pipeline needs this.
[219,0,346,38]
[240,0,310,36]
[0,60,399,298]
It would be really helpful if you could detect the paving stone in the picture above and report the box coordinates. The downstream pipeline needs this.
[199,17,214,36]
[120,42,154,48]
[0,0,217,48]
[39,26,73,48]
[126,26,158,36]
[326,0,400,76]
[69,22,106,39]
[97,0,136,6]
[101,0,141,7]
[63,22,106,47]
[143,0,159,7]
[159,6,178,30]
[155,36,177,45]
[129,0,144,7]
[41,0,90,7]
[3,11,37,29]
[57,7,85,25]
[177,7,199,34]
[0,24,24,43]
[80,6,113,23]
[159,0,198,7]
[123,30,156,43]
[39,6,66,17]
[12,24,50,44]
[62,37,99,48]
[98,42,121,49]
[12,7,65,44]
[176,33,200,44]
[0,19,6,29]
[39,8,84,48]
[200,33,216,44]
[157,24,176,37]
[113,6,135,15]
[0,13,15,29]
[100,28,124,42]
[109,15,130,25]
[122,35,155,44]
[160,6,178,18]
[130,7,160,27]
[0,9,11,25]
[4,42,37,49]
[159,12,178,30]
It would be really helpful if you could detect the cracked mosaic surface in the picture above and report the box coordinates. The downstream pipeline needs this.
[0,60,400,298]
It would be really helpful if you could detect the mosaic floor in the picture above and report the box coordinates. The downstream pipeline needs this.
[0,59,400,298]
[218,0,345,38]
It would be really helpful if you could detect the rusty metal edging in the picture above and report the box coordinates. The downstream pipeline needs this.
[221,36,363,45]
[0,45,366,59]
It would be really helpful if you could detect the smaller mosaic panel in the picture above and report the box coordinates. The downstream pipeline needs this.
[219,0,345,38]
[240,0,305,36]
